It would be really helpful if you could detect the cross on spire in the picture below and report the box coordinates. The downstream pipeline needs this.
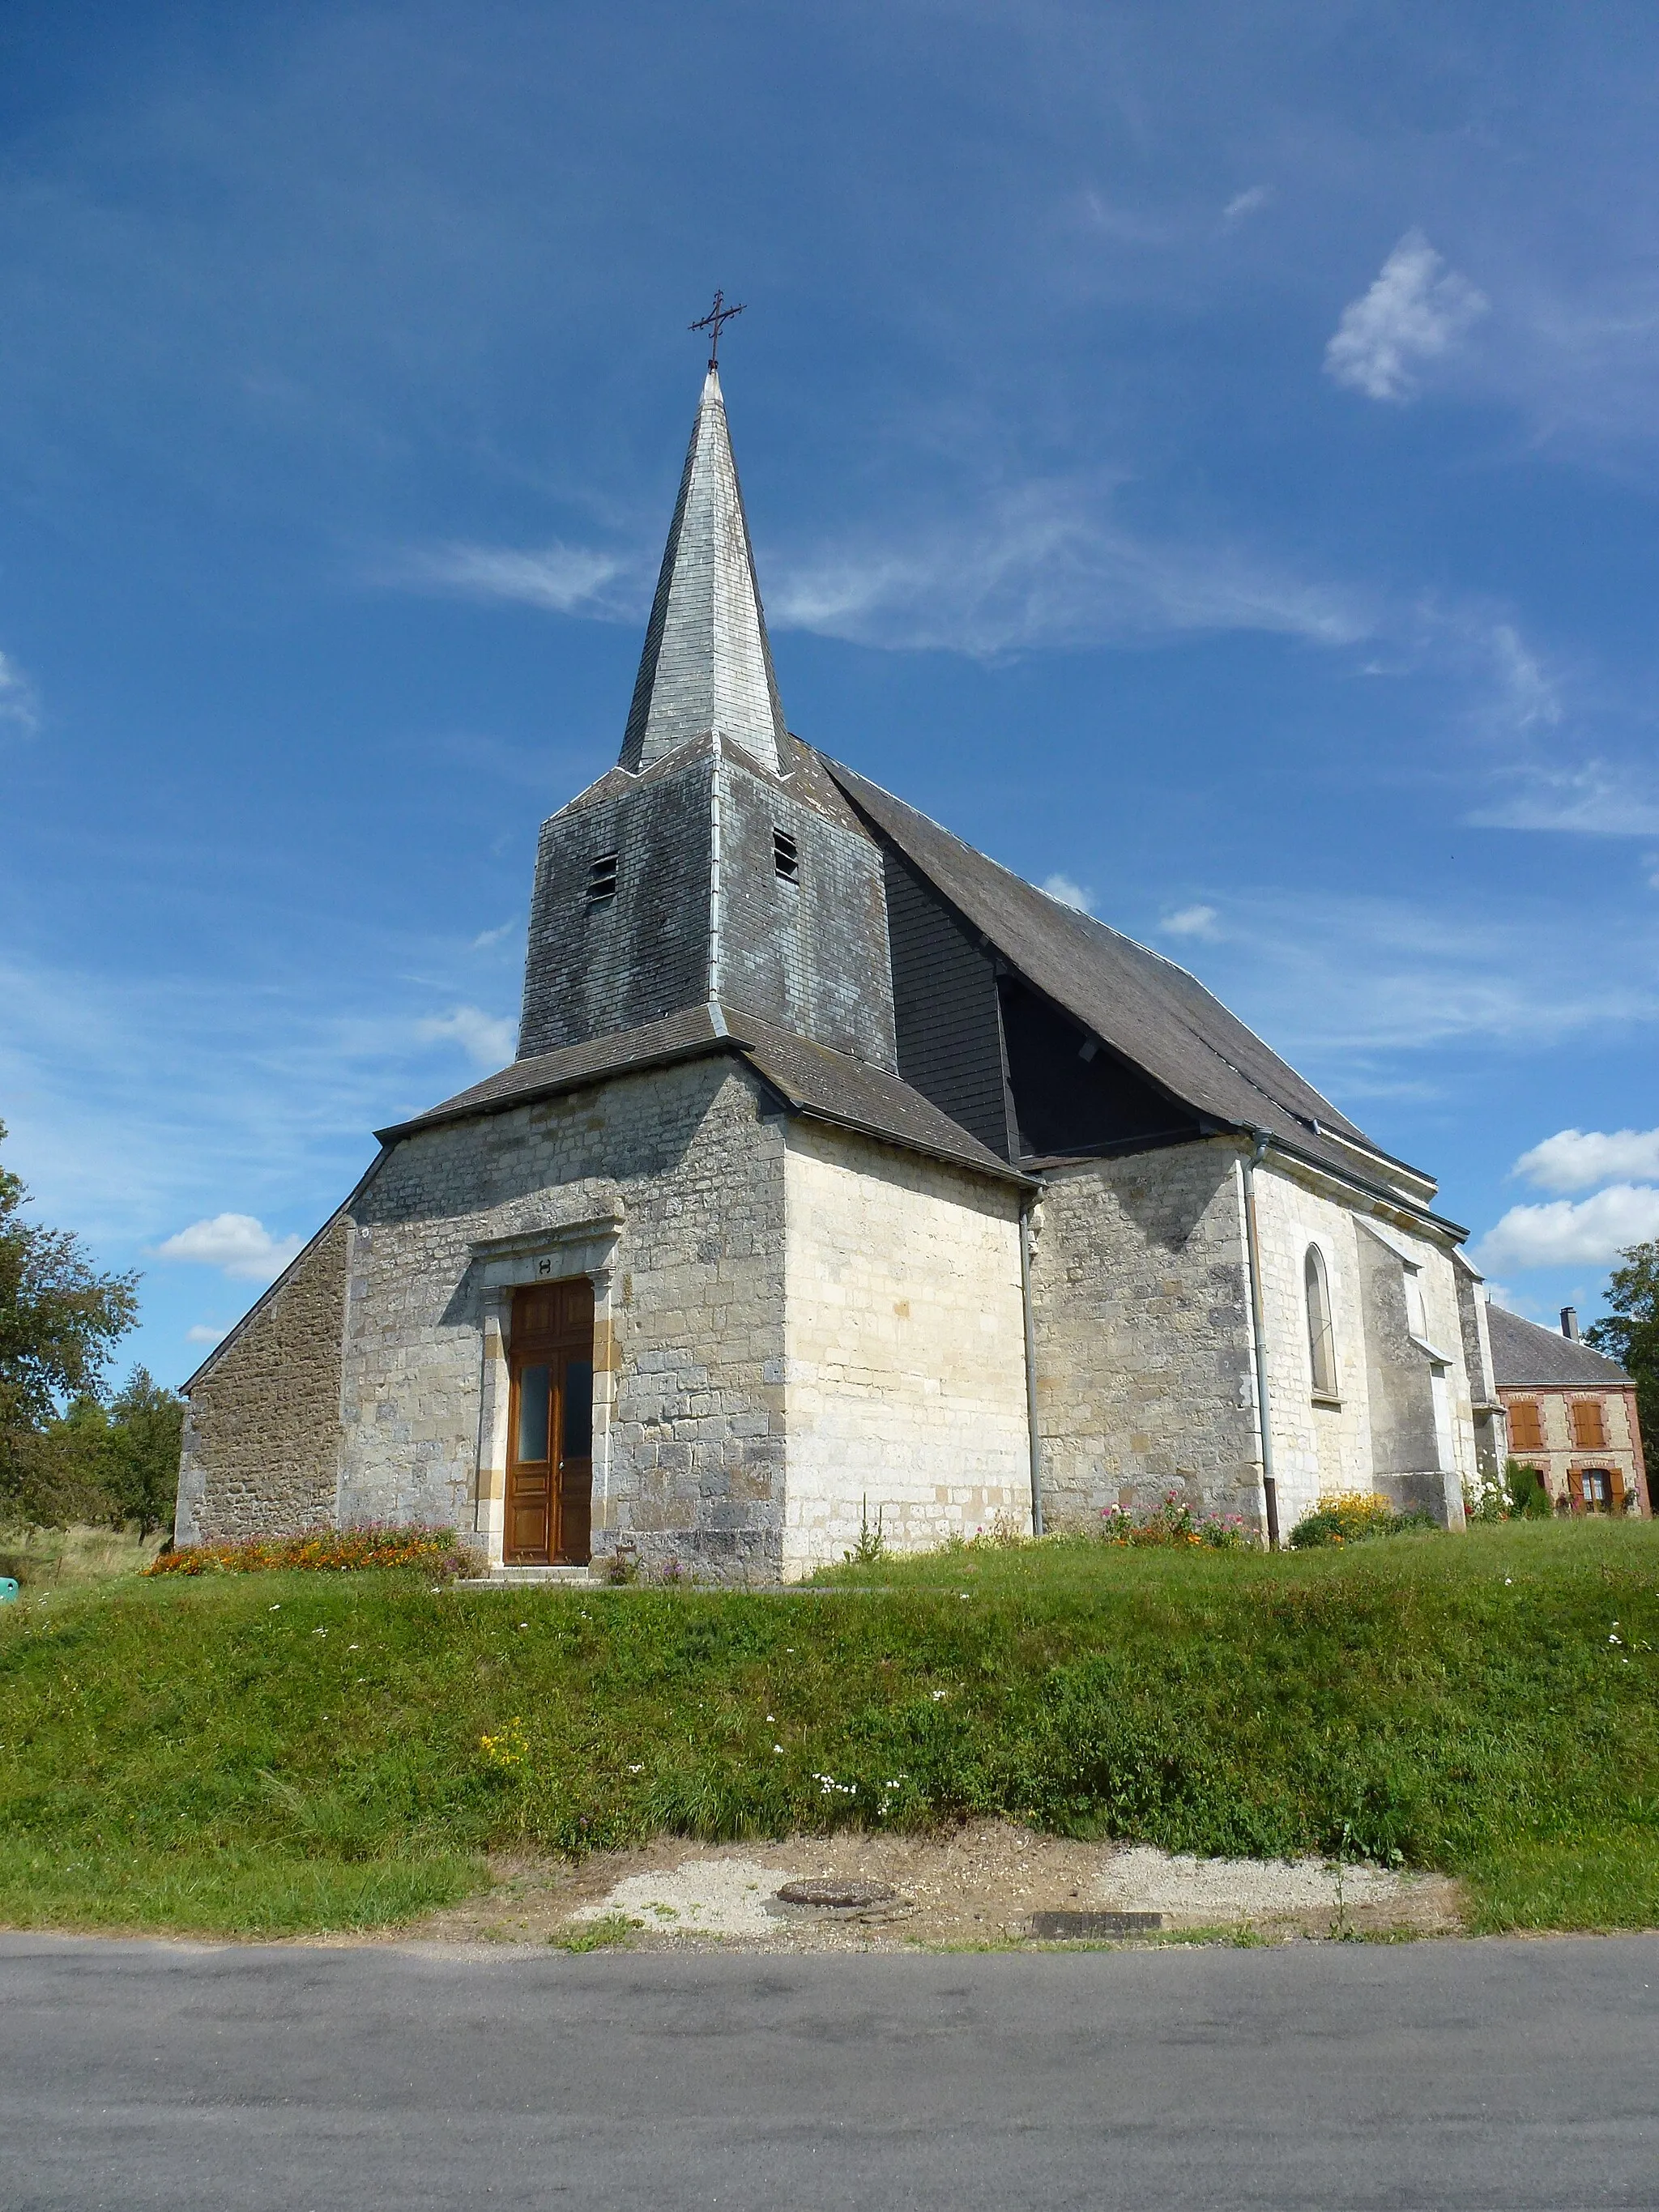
[690,288,746,369]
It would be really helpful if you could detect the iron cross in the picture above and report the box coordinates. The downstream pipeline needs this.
[690,289,746,368]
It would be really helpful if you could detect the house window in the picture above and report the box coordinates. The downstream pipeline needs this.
[773,828,799,883]
[1305,1246,1338,1402]
[1508,1400,1544,1451]
[586,851,618,904]
[1580,1468,1613,1513]
[1570,1400,1607,1451]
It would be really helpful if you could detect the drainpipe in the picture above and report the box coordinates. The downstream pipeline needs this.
[1240,1129,1281,1550]
[1019,1191,1044,1536]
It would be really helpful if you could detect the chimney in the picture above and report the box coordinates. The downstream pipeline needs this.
[1560,1306,1580,1341]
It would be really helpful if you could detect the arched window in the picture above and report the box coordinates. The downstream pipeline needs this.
[1305,1246,1338,1401]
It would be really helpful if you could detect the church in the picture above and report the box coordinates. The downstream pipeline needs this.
[176,355,1507,1579]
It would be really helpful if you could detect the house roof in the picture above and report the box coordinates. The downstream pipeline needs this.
[821,752,1452,1216]
[1486,1304,1631,1390]
[377,1001,1025,1184]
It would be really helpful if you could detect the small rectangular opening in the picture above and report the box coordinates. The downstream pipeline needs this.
[586,851,619,904]
[773,828,799,882]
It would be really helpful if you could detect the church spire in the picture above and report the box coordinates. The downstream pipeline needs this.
[618,359,791,777]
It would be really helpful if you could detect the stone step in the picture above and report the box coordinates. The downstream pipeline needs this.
[457,1564,602,1589]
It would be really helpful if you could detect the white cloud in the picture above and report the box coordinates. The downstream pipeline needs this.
[471,920,518,950]
[1324,231,1488,403]
[768,479,1373,657]
[416,1004,517,1067]
[1041,872,1094,912]
[0,649,41,736]
[382,541,641,620]
[1222,185,1273,227]
[156,1214,305,1281]
[1473,1185,1659,1273]
[1160,904,1220,940]
[1515,1127,1659,1193]
[1468,757,1659,835]
[186,1323,226,1346]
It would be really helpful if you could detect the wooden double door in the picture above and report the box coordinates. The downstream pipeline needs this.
[505,1279,595,1566]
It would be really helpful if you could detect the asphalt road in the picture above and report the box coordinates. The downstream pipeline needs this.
[1,1933,1655,2210]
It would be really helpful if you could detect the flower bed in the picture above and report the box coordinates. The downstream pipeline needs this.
[1098,1490,1256,1549]
[146,1525,480,1578]
[1287,1492,1439,1549]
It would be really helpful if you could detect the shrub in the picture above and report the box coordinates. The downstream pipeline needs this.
[1098,1490,1257,1551]
[1504,1460,1554,1519]
[146,1524,479,1579]
[1288,1491,1438,1549]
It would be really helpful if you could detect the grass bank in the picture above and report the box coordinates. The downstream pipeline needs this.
[1,1521,1655,1937]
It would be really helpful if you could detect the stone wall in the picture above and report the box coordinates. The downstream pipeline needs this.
[780,1119,1028,1576]
[175,1213,349,1544]
[338,1054,789,1581]
[1246,1159,1473,1532]
[1029,1140,1261,1530]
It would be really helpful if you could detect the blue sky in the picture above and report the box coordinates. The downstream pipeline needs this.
[3,0,1658,1388]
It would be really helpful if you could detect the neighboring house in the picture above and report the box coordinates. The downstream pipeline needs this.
[1487,1305,1651,1517]
[175,362,1503,1580]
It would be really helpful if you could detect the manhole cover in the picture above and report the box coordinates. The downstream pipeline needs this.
[1028,1910,1162,1939]
[776,1878,900,1909]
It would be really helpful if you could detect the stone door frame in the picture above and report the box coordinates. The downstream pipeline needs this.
[469,1213,622,1567]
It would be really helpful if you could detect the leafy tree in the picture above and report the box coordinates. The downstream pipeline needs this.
[1585,1239,1659,1489]
[1,1121,139,1515]
[102,1368,186,1536]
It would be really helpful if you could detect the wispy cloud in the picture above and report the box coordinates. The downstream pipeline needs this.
[378,540,643,620]
[471,919,519,950]
[185,1323,226,1346]
[1159,904,1220,940]
[1041,872,1094,912]
[1325,231,1488,403]
[0,649,41,737]
[1473,1185,1659,1273]
[1515,1127,1659,1193]
[767,479,1374,657]
[155,1213,305,1281]
[1222,185,1273,228]
[415,1004,516,1067]
[1468,757,1659,836]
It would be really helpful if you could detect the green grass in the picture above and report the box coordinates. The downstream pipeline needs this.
[1,1520,1656,1937]
[0,1522,166,1589]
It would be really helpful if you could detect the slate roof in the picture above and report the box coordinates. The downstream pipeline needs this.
[1486,1304,1632,1390]
[378,1002,1026,1184]
[618,364,791,778]
[821,752,1453,1217]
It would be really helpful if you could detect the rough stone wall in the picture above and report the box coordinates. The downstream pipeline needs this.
[1029,1140,1260,1530]
[780,1120,1028,1577]
[175,1214,349,1544]
[339,1055,789,1581]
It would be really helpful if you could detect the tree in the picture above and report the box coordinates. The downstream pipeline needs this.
[0,1121,139,1515]
[101,1368,186,1536]
[1585,1240,1659,1488]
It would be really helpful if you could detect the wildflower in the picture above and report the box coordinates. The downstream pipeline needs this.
[932,1690,948,1701]
[773,1745,784,1755]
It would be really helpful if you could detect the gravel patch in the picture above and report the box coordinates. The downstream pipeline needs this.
[569,1857,802,1938]
[1095,1846,1410,1920]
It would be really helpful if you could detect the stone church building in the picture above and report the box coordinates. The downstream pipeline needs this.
[177,364,1506,1577]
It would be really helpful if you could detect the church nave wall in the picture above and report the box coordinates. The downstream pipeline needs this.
[1027,1141,1261,1532]
[175,1212,351,1545]
[778,1121,1029,1578]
